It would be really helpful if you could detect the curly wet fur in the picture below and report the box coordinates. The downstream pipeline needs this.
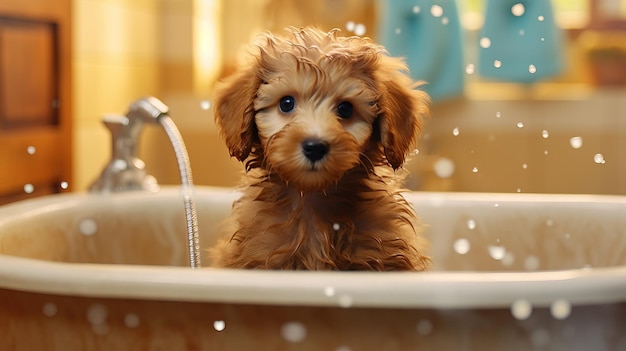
[210,27,431,271]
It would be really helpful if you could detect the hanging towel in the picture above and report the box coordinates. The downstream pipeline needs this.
[378,0,464,102]
[478,0,564,82]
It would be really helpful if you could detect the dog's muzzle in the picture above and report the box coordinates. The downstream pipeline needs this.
[301,139,329,162]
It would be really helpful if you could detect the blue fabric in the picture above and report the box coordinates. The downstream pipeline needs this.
[378,0,464,102]
[478,0,564,82]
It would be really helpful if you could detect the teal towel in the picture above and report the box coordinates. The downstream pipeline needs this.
[478,0,564,82]
[378,0,464,102]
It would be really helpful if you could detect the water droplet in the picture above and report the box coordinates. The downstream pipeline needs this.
[346,21,355,32]
[493,60,502,68]
[213,320,226,332]
[281,321,307,343]
[452,127,460,136]
[124,313,140,328]
[23,183,34,194]
[467,219,476,230]
[516,122,525,128]
[42,302,57,317]
[472,166,479,173]
[453,238,471,255]
[511,299,532,320]
[529,64,537,74]
[354,23,366,36]
[524,255,540,270]
[430,4,443,17]
[488,245,506,261]
[522,163,528,169]
[395,27,402,35]
[79,218,98,236]
[324,286,336,297]
[465,63,475,75]
[200,100,211,110]
[416,319,434,335]
[538,15,545,21]
[433,157,455,178]
[593,153,606,164]
[27,146,36,155]
[479,37,492,48]
[332,223,340,231]
[541,130,549,139]
[569,136,583,149]
[550,299,572,320]
[511,3,526,16]
[412,6,421,13]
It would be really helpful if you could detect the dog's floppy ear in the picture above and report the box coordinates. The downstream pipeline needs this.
[213,67,261,162]
[376,65,430,170]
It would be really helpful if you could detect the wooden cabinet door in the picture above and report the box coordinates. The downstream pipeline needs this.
[0,0,71,204]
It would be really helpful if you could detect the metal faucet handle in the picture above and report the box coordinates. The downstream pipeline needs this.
[127,97,170,122]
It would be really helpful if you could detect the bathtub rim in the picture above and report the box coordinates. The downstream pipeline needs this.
[1,186,626,309]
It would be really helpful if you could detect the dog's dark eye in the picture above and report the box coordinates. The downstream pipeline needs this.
[278,96,296,113]
[336,101,353,119]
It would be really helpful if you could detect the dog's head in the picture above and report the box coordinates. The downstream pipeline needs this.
[214,27,429,191]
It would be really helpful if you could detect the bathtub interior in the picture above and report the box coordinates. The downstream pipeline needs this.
[1,187,625,272]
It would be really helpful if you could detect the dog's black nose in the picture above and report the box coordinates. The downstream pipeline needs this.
[301,139,329,162]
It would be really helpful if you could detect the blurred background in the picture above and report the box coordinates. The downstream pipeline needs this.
[1,0,625,204]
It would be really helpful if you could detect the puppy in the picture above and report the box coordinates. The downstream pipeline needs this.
[210,27,430,271]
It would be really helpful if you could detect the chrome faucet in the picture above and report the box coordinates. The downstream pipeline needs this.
[89,97,169,193]
[90,97,201,268]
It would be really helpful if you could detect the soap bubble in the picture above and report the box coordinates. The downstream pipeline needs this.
[511,299,532,320]
[87,304,108,325]
[395,27,402,35]
[23,184,34,194]
[412,6,421,13]
[42,302,57,317]
[472,167,479,173]
[593,153,606,164]
[346,21,355,31]
[541,130,549,139]
[488,245,506,261]
[531,329,551,348]
[281,322,307,343]
[433,157,455,178]
[213,320,226,332]
[569,136,583,149]
[332,223,340,231]
[524,255,540,271]
[516,122,525,128]
[60,181,69,190]
[467,219,476,230]
[522,163,528,170]
[493,60,502,68]
[538,15,545,21]
[528,64,537,74]
[430,4,443,17]
[511,3,526,16]
[354,23,366,36]
[26,146,36,155]
[79,218,98,236]
[338,294,353,308]
[453,238,471,255]
[199,100,211,110]
[496,111,502,118]
[324,286,336,297]
[551,299,572,320]
[125,314,141,328]
[465,63,475,75]
[452,127,460,136]
[441,17,449,25]
[416,319,434,335]
[479,37,492,49]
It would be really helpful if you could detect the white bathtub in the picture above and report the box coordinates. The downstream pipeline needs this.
[1,186,625,350]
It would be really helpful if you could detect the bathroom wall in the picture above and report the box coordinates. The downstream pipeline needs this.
[72,0,162,191]
[71,0,626,195]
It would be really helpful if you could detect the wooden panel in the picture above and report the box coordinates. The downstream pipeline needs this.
[0,0,71,204]
[0,18,57,128]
